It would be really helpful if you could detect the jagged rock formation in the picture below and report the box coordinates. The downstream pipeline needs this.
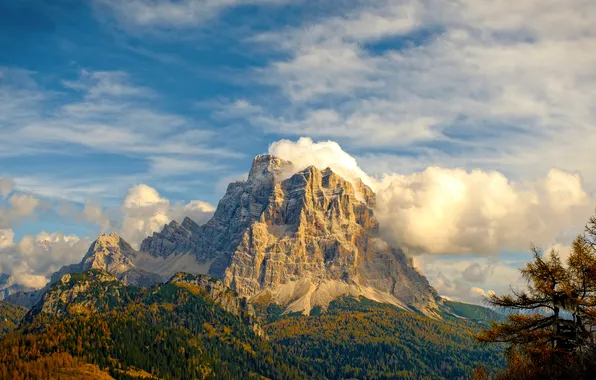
[49,233,162,287]
[27,270,129,319]
[141,155,441,315]
[28,269,261,335]
[7,234,161,308]
[6,154,441,316]
[140,155,295,279]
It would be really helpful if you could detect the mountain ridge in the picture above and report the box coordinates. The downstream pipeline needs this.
[7,154,441,316]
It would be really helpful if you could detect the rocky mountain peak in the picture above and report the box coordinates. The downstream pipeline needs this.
[134,154,440,315]
[247,154,292,184]
[27,269,132,319]
[81,233,136,275]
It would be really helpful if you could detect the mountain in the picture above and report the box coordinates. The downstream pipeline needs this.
[1,269,503,379]
[265,296,505,379]
[1,269,316,379]
[6,155,441,315]
[5,233,165,309]
[50,232,162,287]
[141,155,441,315]
[0,274,33,301]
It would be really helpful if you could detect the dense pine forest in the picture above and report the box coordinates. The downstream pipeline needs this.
[0,271,504,379]
[265,297,504,379]
[0,271,315,379]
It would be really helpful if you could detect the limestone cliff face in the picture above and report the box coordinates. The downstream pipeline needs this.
[140,155,294,278]
[51,233,162,287]
[222,160,440,314]
[141,155,440,315]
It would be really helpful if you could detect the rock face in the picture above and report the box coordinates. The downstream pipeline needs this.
[141,155,441,315]
[140,155,294,279]
[8,154,441,316]
[51,233,162,287]
[28,269,261,335]
[28,270,129,319]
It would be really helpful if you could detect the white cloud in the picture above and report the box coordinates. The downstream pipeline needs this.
[81,201,112,233]
[376,167,593,255]
[0,178,14,199]
[245,0,596,189]
[0,187,42,229]
[120,184,215,248]
[0,229,14,249]
[269,137,374,188]
[270,138,595,255]
[0,231,92,289]
[95,0,295,29]
[8,193,40,216]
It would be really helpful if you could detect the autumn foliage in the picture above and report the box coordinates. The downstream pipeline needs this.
[478,211,596,379]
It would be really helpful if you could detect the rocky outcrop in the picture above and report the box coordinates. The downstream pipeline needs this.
[9,154,441,316]
[140,155,294,278]
[141,155,441,315]
[27,270,129,319]
[167,272,262,334]
[51,233,163,287]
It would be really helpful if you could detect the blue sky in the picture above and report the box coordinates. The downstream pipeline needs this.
[1,0,595,301]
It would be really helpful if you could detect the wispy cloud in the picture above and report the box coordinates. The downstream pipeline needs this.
[94,0,297,30]
[0,68,241,183]
[236,0,596,187]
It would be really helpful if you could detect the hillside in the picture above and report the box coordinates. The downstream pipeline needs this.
[0,270,316,379]
[442,300,506,323]
[0,301,27,336]
[264,297,505,379]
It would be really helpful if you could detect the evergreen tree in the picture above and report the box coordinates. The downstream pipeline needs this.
[478,211,596,378]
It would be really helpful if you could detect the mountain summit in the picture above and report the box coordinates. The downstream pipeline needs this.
[140,154,441,315]
[7,155,440,315]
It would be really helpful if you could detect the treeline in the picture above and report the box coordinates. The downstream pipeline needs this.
[0,281,317,379]
[266,297,504,379]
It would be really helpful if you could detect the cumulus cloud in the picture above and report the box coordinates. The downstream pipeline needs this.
[376,167,593,255]
[8,193,40,216]
[0,186,42,229]
[0,178,14,198]
[120,184,215,248]
[269,137,374,188]
[0,231,92,289]
[80,201,113,233]
[270,138,595,256]
[0,229,14,249]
